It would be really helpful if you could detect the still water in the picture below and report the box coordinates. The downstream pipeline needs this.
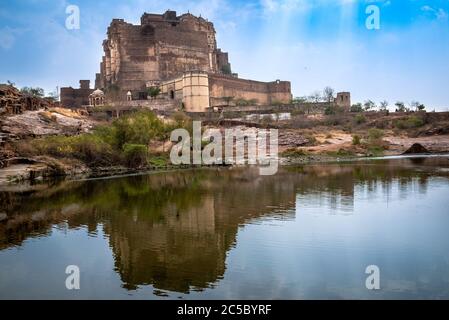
[1,157,449,299]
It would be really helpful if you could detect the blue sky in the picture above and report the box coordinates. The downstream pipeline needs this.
[1,0,449,109]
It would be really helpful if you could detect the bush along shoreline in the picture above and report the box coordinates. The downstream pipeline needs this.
[4,110,195,183]
[2,108,448,184]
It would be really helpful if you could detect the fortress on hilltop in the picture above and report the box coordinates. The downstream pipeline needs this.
[61,10,293,111]
[61,10,349,112]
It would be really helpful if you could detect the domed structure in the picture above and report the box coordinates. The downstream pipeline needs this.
[89,89,105,106]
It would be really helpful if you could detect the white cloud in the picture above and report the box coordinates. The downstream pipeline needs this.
[436,8,448,20]
[421,5,448,20]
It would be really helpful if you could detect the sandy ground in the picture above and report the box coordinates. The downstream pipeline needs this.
[385,134,449,154]
[284,129,449,155]
[304,131,354,153]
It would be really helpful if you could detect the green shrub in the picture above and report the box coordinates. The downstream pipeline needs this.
[291,109,306,116]
[360,129,386,156]
[375,120,387,129]
[14,110,180,169]
[354,114,366,125]
[328,148,355,157]
[112,110,165,148]
[149,156,169,167]
[236,98,250,106]
[367,145,385,157]
[221,63,232,75]
[352,135,361,145]
[123,144,148,168]
[305,135,317,146]
[394,116,425,129]
[171,111,192,129]
[350,103,363,113]
[281,148,308,157]
[343,124,353,133]
[368,128,384,141]
[71,134,116,165]
[33,136,74,158]
[147,86,161,98]
[271,100,284,106]
[31,134,116,166]
[325,115,345,126]
[325,105,344,115]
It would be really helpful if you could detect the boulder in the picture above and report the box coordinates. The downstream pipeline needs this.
[402,143,430,155]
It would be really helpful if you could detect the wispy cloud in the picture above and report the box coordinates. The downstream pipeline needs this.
[421,5,448,20]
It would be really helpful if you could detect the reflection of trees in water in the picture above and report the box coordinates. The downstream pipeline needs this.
[288,157,447,214]
[0,169,299,293]
[0,157,448,293]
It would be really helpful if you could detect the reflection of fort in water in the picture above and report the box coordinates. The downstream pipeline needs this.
[1,157,447,293]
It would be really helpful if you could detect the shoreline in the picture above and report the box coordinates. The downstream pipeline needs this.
[1,152,448,189]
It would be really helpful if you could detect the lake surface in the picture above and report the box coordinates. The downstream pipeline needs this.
[1,156,449,299]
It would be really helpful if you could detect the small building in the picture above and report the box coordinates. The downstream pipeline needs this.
[60,80,94,108]
[89,89,105,106]
[335,92,351,110]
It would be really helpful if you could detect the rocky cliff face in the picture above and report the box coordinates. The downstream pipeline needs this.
[0,85,59,116]
[1,85,93,144]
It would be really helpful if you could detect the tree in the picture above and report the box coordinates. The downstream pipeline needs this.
[410,101,420,111]
[417,104,426,111]
[309,91,322,103]
[6,80,15,87]
[21,87,45,97]
[323,87,335,103]
[324,105,340,115]
[411,101,426,112]
[363,99,376,111]
[221,64,232,75]
[395,101,406,112]
[379,100,389,111]
[292,96,308,104]
[147,86,161,98]
[350,103,363,113]
[46,88,59,102]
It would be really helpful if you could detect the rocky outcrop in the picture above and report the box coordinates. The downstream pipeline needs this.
[0,84,59,116]
[0,156,89,184]
[279,131,310,147]
[403,143,430,154]
[1,109,94,138]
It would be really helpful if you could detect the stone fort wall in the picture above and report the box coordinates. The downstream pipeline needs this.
[209,74,292,106]
[160,72,292,112]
